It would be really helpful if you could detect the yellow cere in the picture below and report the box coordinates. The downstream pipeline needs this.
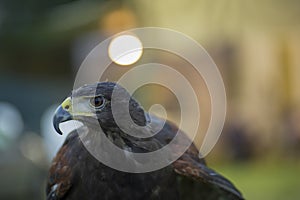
[61,97,72,112]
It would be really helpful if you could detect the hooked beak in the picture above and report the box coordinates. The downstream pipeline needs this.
[53,97,73,135]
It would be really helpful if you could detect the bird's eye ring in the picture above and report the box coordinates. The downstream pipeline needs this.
[90,96,106,109]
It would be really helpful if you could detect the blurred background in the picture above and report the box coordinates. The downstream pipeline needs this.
[0,0,300,199]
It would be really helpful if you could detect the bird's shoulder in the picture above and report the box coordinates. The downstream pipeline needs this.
[162,122,243,200]
[46,131,81,200]
[157,119,244,199]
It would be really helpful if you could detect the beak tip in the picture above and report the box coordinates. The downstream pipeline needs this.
[53,105,72,135]
[53,114,63,135]
[54,124,63,135]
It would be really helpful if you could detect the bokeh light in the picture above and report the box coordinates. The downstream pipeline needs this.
[108,34,143,66]
[0,102,23,140]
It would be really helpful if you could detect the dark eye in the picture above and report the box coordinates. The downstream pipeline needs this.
[90,96,106,109]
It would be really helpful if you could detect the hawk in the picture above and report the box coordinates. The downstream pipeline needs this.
[46,82,244,200]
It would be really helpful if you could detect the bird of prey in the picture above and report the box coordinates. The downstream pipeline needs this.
[47,82,244,200]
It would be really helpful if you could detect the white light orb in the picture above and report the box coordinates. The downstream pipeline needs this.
[108,34,143,66]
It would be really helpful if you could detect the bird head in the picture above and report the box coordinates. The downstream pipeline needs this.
[53,82,148,135]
